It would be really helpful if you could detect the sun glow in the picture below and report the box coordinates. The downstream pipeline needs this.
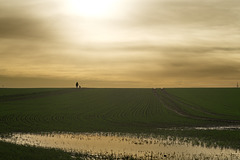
[67,0,122,18]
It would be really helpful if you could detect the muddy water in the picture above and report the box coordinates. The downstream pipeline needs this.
[0,132,239,159]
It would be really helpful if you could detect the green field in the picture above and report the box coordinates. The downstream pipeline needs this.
[0,141,73,160]
[0,88,240,159]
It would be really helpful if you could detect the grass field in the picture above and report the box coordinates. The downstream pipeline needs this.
[0,88,240,159]
[166,88,240,117]
[0,141,74,160]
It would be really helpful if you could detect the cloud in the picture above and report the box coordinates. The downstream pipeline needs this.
[125,0,240,28]
[0,0,61,41]
[113,0,240,48]
[0,17,57,40]
[159,56,240,79]
[0,0,240,87]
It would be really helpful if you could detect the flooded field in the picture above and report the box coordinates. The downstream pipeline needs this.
[1,132,239,159]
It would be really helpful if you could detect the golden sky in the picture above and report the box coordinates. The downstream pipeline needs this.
[0,0,240,88]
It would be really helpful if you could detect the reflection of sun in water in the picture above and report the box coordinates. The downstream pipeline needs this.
[67,0,122,18]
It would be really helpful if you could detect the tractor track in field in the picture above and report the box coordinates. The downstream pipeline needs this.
[0,89,81,102]
[160,89,228,117]
[153,89,240,124]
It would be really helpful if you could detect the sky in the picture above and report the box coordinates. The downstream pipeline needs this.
[0,0,240,88]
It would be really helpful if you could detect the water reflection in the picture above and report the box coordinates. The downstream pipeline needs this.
[0,132,239,159]
[195,125,240,130]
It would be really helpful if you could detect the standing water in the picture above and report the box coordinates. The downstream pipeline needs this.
[0,132,239,159]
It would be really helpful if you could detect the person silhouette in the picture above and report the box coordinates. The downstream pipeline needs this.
[76,82,79,88]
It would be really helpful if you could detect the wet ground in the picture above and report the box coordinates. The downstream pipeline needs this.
[1,132,239,159]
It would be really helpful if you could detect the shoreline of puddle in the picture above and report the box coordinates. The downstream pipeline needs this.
[0,132,240,159]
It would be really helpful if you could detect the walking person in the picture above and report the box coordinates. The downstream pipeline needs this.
[76,82,79,88]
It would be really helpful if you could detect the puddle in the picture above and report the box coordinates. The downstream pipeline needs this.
[195,125,240,130]
[158,125,240,131]
[0,132,239,159]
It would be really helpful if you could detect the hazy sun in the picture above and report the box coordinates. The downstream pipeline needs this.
[67,0,121,18]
